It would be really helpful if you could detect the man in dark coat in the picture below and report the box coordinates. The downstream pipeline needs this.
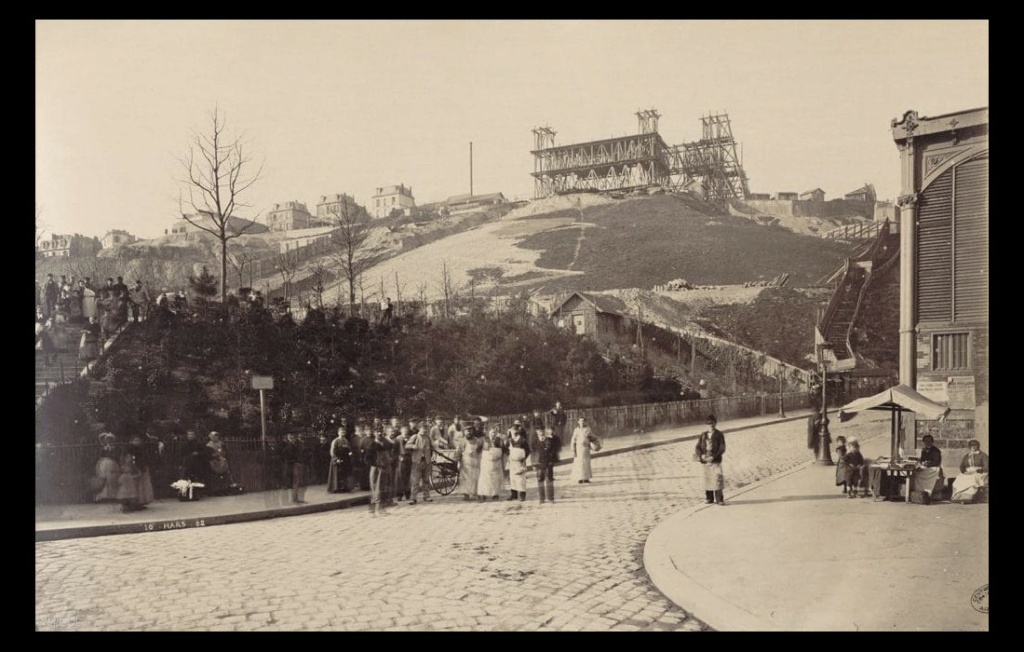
[534,428,562,504]
[695,415,727,505]
[279,432,306,503]
[549,401,568,444]
[179,430,209,485]
[44,274,59,317]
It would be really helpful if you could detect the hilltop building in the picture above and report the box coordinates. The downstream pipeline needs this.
[168,211,267,236]
[799,188,826,202]
[37,233,101,258]
[266,201,314,232]
[315,193,361,224]
[371,184,416,219]
[445,192,507,214]
[101,229,138,249]
[844,184,877,203]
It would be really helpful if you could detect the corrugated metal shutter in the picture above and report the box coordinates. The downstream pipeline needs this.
[917,167,953,321]
[954,155,988,322]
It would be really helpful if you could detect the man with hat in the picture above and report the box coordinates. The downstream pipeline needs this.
[406,419,435,504]
[694,415,727,505]
[429,415,451,450]
[507,418,527,446]
[534,427,562,504]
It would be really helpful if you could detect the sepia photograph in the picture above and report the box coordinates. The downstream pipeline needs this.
[35,19,988,632]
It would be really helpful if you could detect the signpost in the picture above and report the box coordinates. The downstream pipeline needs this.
[252,376,274,451]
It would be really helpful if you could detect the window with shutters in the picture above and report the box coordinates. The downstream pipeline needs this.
[932,332,970,371]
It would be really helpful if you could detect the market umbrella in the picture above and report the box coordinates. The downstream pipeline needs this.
[838,384,950,461]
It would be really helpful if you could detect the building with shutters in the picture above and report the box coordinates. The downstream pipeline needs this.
[891,107,988,451]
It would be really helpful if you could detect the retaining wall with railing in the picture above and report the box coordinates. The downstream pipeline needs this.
[35,391,811,506]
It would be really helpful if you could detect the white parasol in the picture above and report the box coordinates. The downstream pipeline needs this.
[838,384,950,461]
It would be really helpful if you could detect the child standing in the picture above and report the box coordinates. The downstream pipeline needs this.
[834,435,848,494]
[843,439,868,498]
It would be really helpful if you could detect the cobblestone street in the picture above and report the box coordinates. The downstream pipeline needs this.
[36,416,887,631]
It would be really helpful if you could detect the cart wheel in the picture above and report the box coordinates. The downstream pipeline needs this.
[430,463,458,496]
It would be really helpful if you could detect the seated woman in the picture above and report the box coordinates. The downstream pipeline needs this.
[911,435,944,501]
[951,439,989,504]
[206,431,235,495]
[842,438,869,498]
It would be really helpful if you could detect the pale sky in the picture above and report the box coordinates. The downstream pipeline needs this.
[36,19,988,241]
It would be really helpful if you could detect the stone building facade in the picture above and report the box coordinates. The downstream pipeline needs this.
[891,107,988,454]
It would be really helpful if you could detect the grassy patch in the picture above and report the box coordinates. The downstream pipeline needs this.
[517,194,854,292]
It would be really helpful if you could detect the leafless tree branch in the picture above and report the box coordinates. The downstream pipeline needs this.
[177,108,264,301]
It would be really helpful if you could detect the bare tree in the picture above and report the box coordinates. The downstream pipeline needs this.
[227,251,254,293]
[275,250,298,301]
[393,270,405,315]
[325,197,372,316]
[35,203,47,251]
[414,280,429,317]
[438,260,461,319]
[307,259,331,310]
[178,108,264,302]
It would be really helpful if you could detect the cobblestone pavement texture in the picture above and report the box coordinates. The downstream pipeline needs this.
[36,412,890,632]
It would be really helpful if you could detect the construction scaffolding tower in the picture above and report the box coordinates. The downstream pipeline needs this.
[530,110,673,198]
[665,113,751,201]
[530,110,750,202]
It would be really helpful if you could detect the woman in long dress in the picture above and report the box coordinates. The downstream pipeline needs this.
[951,439,989,503]
[326,428,352,493]
[506,426,530,501]
[82,285,98,320]
[206,431,234,495]
[570,417,600,484]
[79,316,101,362]
[127,435,155,506]
[378,427,396,507]
[116,447,144,512]
[93,433,121,502]
[477,430,506,501]
[455,428,484,501]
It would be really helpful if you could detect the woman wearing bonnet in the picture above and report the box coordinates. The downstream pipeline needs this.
[92,432,121,502]
[951,440,989,503]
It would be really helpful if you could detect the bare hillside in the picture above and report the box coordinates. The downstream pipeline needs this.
[327,193,857,304]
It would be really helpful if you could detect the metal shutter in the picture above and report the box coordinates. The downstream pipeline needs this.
[954,155,989,322]
[917,168,953,321]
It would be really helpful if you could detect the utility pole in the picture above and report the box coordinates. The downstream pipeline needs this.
[778,366,786,417]
[815,343,834,465]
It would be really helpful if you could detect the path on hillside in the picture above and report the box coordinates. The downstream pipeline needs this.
[566,223,593,271]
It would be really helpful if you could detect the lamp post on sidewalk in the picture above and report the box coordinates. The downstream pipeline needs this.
[815,342,834,466]
[777,367,786,418]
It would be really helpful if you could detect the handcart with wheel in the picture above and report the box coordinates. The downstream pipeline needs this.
[430,447,460,495]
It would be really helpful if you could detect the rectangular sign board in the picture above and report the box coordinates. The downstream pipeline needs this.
[251,376,274,390]
[916,380,948,404]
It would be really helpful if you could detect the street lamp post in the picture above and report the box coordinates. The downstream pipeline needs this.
[815,343,835,465]
[777,367,786,418]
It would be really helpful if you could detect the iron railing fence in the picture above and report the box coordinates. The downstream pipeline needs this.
[36,391,811,505]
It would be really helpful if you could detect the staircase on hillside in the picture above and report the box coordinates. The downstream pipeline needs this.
[35,349,85,402]
[35,319,132,405]
[816,221,900,372]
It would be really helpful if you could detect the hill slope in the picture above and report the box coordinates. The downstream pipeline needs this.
[325,192,859,303]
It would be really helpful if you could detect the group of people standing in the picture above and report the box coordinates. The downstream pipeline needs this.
[36,273,157,366]
[91,432,163,512]
[300,405,600,514]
